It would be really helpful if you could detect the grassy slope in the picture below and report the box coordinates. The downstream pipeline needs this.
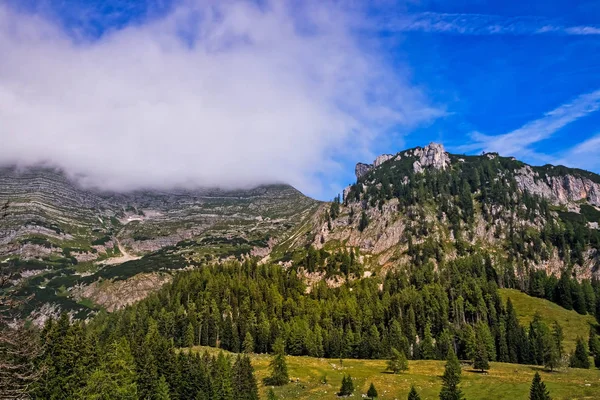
[499,289,597,352]
[190,346,600,399]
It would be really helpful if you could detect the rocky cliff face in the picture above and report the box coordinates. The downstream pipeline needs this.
[312,142,600,281]
[412,142,451,173]
[515,165,600,206]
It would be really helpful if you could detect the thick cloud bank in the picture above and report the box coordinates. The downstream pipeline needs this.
[0,1,441,197]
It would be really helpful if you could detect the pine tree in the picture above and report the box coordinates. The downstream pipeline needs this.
[367,382,378,399]
[588,327,600,358]
[529,372,551,400]
[212,352,234,400]
[551,321,564,359]
[338,375,354,396]
[462,324,476,361]
[408,385,421,400]
[387,348,409,373]
[420,323,435,360]
[473,341,490,372]
[266,337,288,386]
[570,337,590,369]
[78,338,138,399]
[243,332,255,354]
[184,322,195,348]
[439,349,463,400]
[233,354,259,400]
[154,375,171,400]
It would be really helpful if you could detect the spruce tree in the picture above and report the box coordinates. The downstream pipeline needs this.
[408,385,421,400]
[267,337,288,386]
[243,332,255,354]
[570,337,590,369]
[588,327,600,358]
[367,382,378,399]
[78,338,138,399]
[338,375,354,396]
[184,322,195,348]
[387,348,409,373]
[551,321,564,359]
[155,375,171,400]
[439,349,463,400]
[233,354,259,400]
[212,352,234,400]
[420,323,435,360]
[473,341,490,372]
[529,372,551,400]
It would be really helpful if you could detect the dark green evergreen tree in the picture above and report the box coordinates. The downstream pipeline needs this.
[184,322,195,348]
[387,348,409,373]
[243,332,255,354]
[367,382,378,399]
[408,385,421,400]
[154,375,171,400]
[266,337,288,386]
[338,375,354,396]
[439,349,463,400]
[78,338,138,399]
[420,323,435,360]
[529,372,551,400]
[473,341,490,372]
[233,354,259,400]
[212,352,234,400]
[570,337,590,369]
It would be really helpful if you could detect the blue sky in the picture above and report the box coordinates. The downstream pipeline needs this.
[2,0,600,200]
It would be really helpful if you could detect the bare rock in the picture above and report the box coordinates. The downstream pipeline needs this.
[355,163,373,179]
[373,154,393,167]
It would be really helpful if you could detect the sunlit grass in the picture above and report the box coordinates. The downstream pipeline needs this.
[499,288,597,352]
[189,346,600,399]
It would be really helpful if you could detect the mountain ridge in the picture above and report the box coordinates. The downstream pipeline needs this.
[4,143,600,321]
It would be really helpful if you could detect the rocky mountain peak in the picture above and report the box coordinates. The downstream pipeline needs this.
[354,163,373,179]
[412,142,450,173]
[354,142,450,179]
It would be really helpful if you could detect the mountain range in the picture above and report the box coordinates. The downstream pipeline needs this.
[2,142,600,322]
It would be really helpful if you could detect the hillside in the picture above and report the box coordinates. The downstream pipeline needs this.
[190,346,600,400]
[5,142,600,324]
[294,143,600,283]
[499,289,597,353]
[0,166,320,320]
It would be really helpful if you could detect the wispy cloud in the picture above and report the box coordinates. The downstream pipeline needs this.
[382,12,600,36]
[557,133,600,171]
[458,90,600,159]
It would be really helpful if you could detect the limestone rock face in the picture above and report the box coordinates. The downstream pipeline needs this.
[413,142,450,173]
[373,154,393,167]
[515,166,600,206]
[355,163,373,179]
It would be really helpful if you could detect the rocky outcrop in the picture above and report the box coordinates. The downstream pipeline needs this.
[73,273,172,312]
[413,142,451,173]
[374,154,393,167]
[355,163,373,179]
[515,166,600,206]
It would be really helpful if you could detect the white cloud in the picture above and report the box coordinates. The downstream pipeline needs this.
[457,90,600,159]
[383,12,600,36]
[0,1,443,198]
[557,133,600,170]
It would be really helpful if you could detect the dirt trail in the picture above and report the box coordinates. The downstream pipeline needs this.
[100,237,141,265]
